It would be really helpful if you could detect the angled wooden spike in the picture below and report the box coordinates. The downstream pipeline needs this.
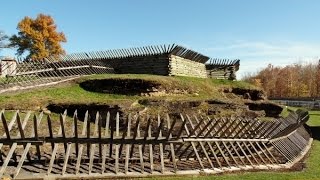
[142,116,151,155]
[125,114,132,174]
[62,143,72,175]
[47,115,54,150]
[89,111,100,174]
[59,113,67,152]
[166,114,177,172]
[0,143,17,176]
[187,115,214,169]
[1,113,11,139]
[98,113,102,160]
[48,111,67,175]
[158,114,165,173]
[235,141,254,166]
[165,115,176,140]
[75,111,89,175]
[109,112,114,158]
[130,115,140,158]
[33,115,41,160]
[222,141,240,167]
[137,120,144,173]
[115,112,120,174]
[119,117,129,159]
[148,121,154,173]
[16,113,25,138]
[87,112,91,157]
[255,142,274,164]
[14,143,31,178]
[200,117,223,169]
[101,112,110,174]
[73,110,79,156]
[229,141,246,166]
[242,142,259,164]
[181,114,204,170]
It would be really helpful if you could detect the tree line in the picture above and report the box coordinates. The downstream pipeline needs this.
[243,61,320,98]
[0,14,66,60]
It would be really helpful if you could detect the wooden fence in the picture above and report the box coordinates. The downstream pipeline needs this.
[0,109,312,179]
[0,58,114,92]
[0,44,241,92]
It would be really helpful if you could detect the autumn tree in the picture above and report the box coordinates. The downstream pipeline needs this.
[10,14,67,60]
[244,61,319,98]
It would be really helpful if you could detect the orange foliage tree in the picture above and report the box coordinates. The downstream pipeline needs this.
[243,61,319,98]
[10,14,67,60]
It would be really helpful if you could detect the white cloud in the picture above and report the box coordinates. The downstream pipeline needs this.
[202,41,320,79]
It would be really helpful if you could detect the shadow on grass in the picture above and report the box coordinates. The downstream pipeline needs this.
[305,125,320,141]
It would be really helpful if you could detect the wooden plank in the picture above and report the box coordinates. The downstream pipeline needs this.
[89,112,100,174]
[141,116,151,155]
[137,120,144,173]
[148,120,154,173]
[9,111,31,178]
[16,114,25,138]
[75,111,89,175]
[187,115,214,169]
[13,143,31,178]
[201,117,223,168]
[255,142,273,164]
[181,115,204,169]
[262,142,279,164]
[101,112,110,174]
[0,143,17,176]
[222,141,240,167]
[1,113,11,139]
[115,112,120,174]
[130,116,140,158]
[47,110,67,175]
[166,114,177,172]
[229,142,246,166]
[73,110,79,156]
[47,115,54,150]
[242,142,259,164]
[33,115,41,160]
[124,114,132,174]
[98,113,102,160]
[158,114,165,173]
[87,112,91,157]
[62,143,72,175]
[235,142,254,166]
[59,113,67,152]
[119,117,129,159]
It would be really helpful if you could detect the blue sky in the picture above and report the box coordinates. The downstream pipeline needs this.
[1,0,320,78]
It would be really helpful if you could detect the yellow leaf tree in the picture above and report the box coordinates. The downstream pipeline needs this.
[10,14,67,60]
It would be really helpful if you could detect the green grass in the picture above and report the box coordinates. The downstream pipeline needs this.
[0,74,256,109]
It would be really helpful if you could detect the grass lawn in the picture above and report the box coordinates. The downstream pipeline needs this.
[0,74,257,110]
[156,109,320,180]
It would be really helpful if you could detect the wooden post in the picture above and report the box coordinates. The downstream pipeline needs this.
[101,112,110,174]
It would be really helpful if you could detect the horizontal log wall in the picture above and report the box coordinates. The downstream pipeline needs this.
[112,55,170,76]
[169,55,207,78]
[206,66,236,79]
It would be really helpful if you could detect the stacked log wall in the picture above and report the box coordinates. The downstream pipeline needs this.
[169,55,207,78]
[111,55,170,76]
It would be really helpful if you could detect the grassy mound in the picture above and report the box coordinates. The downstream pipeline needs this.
[0,74,258,110]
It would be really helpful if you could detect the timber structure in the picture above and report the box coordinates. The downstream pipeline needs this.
[0,44,240,92]
[0,109,312,179]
